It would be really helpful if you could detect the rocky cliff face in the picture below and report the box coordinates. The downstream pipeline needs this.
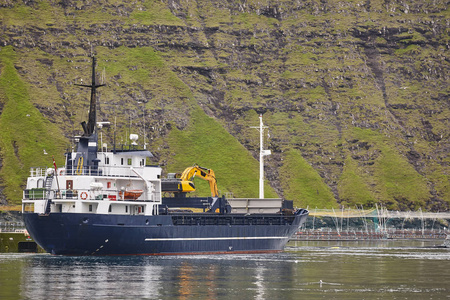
[0,0,448,210]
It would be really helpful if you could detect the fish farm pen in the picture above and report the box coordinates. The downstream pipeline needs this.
[293,228,448,241]
[294,207,450,241]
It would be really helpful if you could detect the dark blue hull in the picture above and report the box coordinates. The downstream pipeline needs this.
[23,211,308,255]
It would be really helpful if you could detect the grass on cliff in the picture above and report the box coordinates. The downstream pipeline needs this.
[0,46,66,204]
[129,0,184,26]
[0,2,57,27]
[345,128,430,210]
[97,46,193,101]
[338,156,377,207]
[279,149,337,209]
[0,0,184,28]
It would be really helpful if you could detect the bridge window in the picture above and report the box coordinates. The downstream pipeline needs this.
[127,158,132,165]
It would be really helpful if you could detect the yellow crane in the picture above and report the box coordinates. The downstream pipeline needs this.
[179,164,219,198]
[161,164,219,198]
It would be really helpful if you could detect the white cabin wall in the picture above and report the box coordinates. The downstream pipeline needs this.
[26,177,45,189]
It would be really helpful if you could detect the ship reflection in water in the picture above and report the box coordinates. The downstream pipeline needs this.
[15,255,292,299]
[1,240,449,299]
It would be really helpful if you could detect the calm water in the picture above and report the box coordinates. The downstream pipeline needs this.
[1,240,449,299]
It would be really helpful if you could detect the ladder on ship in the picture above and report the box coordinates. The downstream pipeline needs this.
[44,175,54,214]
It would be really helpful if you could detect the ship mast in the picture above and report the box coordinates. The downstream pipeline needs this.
[69,56,105,175]
[251,114,271,199]
[76,56,105,136]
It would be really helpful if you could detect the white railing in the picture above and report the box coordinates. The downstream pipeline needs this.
[29,165,149,178]
[29,167,48,177]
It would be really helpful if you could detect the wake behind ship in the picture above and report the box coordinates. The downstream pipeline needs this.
[22,57,308,255]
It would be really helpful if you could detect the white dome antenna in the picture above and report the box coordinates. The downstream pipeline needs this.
[130,134,139,145]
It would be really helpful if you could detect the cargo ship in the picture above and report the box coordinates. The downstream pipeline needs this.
[22,57,308,255]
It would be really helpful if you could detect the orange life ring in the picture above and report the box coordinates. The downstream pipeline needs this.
[80,192,88,200]
[59,169,65,176]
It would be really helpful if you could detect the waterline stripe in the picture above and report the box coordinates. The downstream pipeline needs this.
[145,236,286,242]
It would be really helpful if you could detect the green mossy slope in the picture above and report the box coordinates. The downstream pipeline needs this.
[0,0,448,210]
[353,128,430,210]
[0,46,66,204]
[338,156,377,208]
[279,149,337,209]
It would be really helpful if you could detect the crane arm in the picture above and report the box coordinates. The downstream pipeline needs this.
[180,164,219,197]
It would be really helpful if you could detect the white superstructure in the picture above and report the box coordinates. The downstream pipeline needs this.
[23,139,163,217]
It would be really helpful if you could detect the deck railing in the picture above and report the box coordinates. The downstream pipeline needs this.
[28,165,155,178]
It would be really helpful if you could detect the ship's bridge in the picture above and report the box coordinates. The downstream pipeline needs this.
[64,149,156,178]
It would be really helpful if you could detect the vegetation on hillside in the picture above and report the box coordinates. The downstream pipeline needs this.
[0,46,66,203]
[0,0,448,210]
